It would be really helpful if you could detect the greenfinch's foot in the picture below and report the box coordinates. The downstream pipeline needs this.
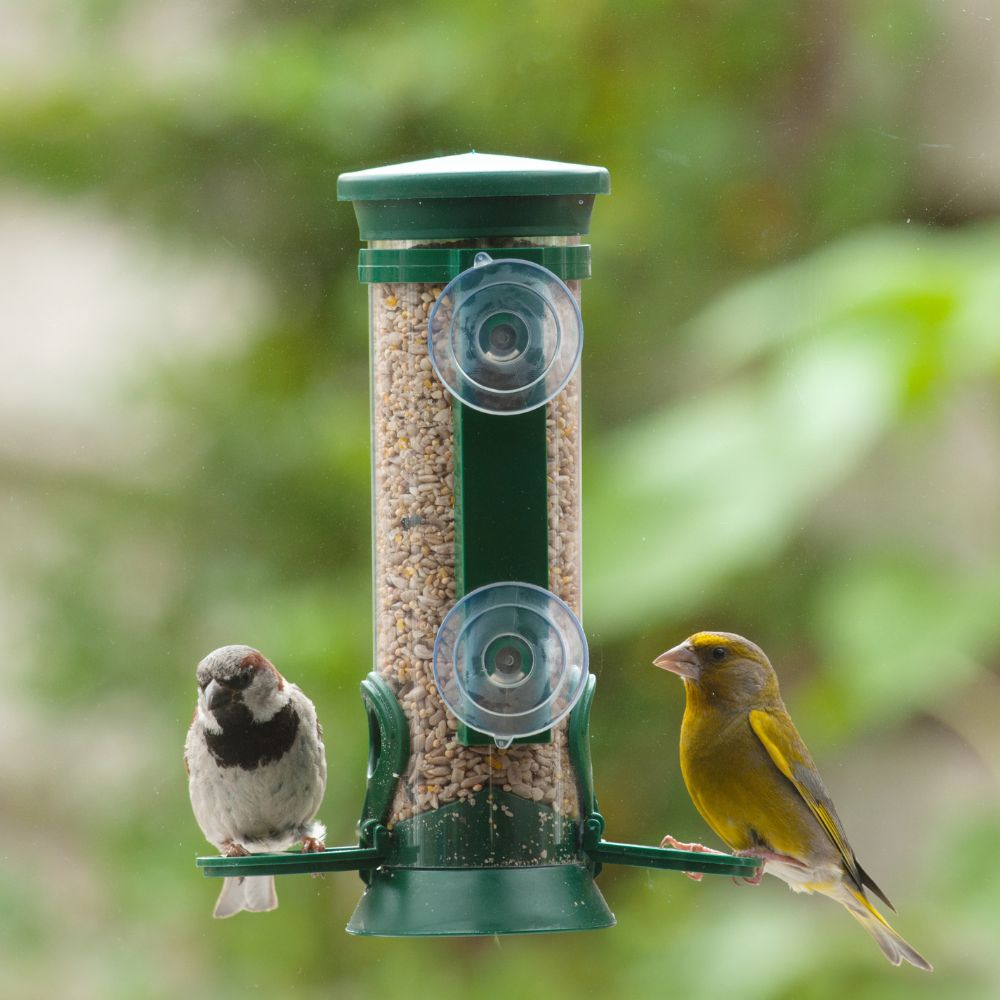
[730,848,805,886]
[659,834,726,881]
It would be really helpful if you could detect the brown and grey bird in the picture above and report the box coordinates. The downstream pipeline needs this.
[185,645,327,917]
[654,631,931,971]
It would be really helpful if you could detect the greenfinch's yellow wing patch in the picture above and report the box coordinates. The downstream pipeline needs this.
[748,709,862,883]
[748,707,895,912]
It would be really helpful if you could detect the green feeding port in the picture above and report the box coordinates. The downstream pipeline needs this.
[196,151,760,934]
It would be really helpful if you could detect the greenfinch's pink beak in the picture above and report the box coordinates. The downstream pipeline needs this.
[653,642,701,681]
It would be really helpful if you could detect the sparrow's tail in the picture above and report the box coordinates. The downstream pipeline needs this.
[213,875,278,919]
[836,884,932,971]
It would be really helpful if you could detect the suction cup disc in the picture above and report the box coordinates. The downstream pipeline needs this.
[428,254,583,415]
[433,581,589,744]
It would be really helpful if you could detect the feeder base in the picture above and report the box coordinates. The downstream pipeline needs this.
[346,864,614,936]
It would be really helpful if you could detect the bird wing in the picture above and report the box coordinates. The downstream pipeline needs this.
[748,707,895,910]
[748,707,863,888]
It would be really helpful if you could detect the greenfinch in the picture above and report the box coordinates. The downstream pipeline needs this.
[654,631,931,971]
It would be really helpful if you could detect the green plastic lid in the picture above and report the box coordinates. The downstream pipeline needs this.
[337,152,610,240]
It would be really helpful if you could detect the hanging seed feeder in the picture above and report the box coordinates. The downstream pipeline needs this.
[196,152,759,933]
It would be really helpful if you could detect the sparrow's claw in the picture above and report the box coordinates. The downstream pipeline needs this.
[301,835,326,878]
[659,833,726,881]
[221,841,251,858]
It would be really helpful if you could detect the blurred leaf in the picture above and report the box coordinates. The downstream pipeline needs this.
[690,225,1000,381]
[587,223,1000,637]
[812,556,1000,730]
[586,327,902,633]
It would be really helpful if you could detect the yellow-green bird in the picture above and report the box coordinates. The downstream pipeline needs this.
[654,631,931,971]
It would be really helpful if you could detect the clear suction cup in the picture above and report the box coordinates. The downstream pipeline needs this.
[428,254,583,415]
[432,581,589,744]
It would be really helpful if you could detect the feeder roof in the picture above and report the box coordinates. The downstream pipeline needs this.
[337,151,610,240]
[338,152,610,201]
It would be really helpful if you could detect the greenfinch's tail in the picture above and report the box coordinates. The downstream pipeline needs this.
[838,885,932,971]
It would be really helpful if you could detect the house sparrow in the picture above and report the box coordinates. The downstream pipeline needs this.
[654,631,931,971]
[185,645,327,918]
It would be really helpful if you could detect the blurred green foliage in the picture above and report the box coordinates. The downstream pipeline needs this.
[2,1,999,998]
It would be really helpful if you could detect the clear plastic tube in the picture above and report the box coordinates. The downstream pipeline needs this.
[369,237,582,831]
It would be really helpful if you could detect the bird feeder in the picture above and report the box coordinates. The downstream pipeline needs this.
[197,152,758,933]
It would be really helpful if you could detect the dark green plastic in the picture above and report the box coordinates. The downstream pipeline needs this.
[454,403,549,596]
[358,672,410,830]
[339,152,610,201]
[194,825,758,881]
[568,674,599,818]
[349,196,599,240]
[456,728,550,749]
[453,401,550,746]
[390,791,578,867]
[195,834,758,879]
[196,827,391,878]
[357,244,592,284]
[347,865,615,936]
[337,152,609,239]
[585,836,760,877]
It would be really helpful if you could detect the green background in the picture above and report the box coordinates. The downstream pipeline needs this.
[2,1,999,998]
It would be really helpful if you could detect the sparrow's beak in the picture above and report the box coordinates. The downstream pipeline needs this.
[653,642,701,682]
[205,678,238,714]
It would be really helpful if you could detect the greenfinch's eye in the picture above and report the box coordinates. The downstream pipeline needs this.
[711,646,727,662]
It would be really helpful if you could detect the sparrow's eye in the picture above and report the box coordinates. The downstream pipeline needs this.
[226,672,253,690]
[711,646,727,662]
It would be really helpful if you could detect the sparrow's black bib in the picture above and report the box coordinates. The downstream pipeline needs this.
[205,702,300,770]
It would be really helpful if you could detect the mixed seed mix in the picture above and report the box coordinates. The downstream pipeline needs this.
[370,269,582,826]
